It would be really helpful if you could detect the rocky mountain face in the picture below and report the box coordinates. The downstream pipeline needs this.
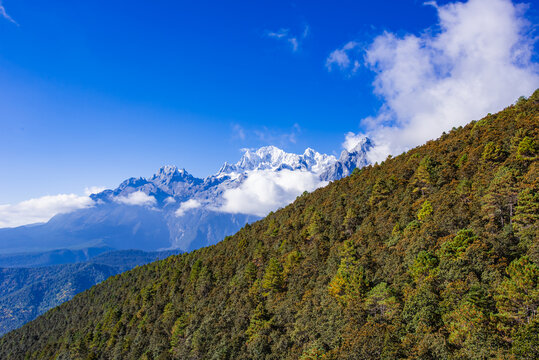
[0,139,372,253]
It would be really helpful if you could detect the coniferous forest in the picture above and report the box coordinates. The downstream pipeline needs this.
[0,92,537,359]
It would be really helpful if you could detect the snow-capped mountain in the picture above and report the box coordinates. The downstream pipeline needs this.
[217,146,337,176]
[320,137,374,180]
[0,138,372,254]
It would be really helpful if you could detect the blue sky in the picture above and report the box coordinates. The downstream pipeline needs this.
[0,0,538,220]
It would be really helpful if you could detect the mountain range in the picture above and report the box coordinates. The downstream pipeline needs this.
[0,139,373,254]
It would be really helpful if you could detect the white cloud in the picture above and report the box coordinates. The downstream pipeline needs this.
[326,41,360,72]
[175,199,201,217]
[347,0,539,162]
[0,194,95,228]
[217,169,327,217]
[342,131,366,152]
[0,1,17,25]
[84,186,107,196]
[114,191,157,206]
[164,196,177,204]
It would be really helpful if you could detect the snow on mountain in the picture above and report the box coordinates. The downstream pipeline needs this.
[0,137,373,253]
[217,145,338,176]
[320,137,373,180]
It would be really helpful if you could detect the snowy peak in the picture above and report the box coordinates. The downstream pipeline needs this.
[156,165,184,177]
[340,137,373,162]
[217,145,338,175]
[150,165,200,185]
[237,146,294,171]
[320,136,373,180]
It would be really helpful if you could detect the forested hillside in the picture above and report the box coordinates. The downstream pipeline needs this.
[1,92,537,359]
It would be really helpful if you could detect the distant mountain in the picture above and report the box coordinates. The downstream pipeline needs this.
[0,246,113,268]
[0,204,173,253]
[0,139,372,253]
[0,249,180,336]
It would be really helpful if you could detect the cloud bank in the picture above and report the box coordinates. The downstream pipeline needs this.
[114,191,157,206]
[338,0,539,162]
[0,194,95,228]
[218,169,326,217]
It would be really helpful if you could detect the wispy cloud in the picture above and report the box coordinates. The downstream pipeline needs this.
[0,194,95,228]
[326,41,361,73]
[341,0,539,162]
[266,24,309,52]
[0,1,17,25]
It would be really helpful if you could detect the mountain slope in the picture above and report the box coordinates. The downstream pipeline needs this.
[0,249,180,336]
[0,141,371,254]
[0,204,173,254]
[1,93,537,359]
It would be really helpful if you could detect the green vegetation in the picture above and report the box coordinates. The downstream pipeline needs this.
[0,91,537,359]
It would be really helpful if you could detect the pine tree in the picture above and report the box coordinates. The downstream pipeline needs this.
[482,167,519,228]
[261,258,284,294]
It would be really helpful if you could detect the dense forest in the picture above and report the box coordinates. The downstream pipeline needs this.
[0,92,537,359]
